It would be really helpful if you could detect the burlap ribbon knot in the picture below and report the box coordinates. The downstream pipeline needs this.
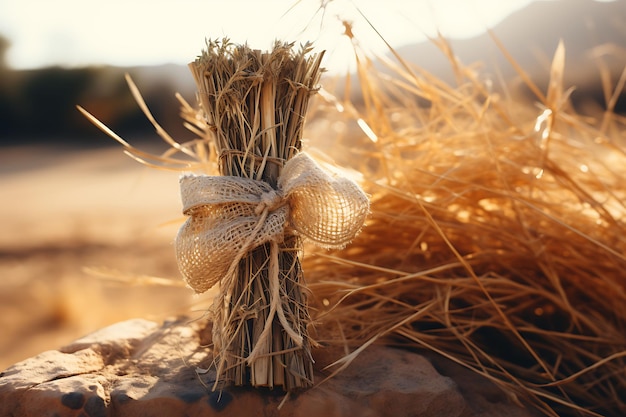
[175,152,369,294]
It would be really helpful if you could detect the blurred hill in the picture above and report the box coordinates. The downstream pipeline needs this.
[0,0,624,147]
[389,0,626,112]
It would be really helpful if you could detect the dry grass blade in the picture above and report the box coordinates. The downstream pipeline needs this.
[77,76,217,172]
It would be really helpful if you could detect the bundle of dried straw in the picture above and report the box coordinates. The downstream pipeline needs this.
[183,40,325,391]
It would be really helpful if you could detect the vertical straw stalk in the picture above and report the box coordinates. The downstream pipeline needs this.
[188,39,324,390]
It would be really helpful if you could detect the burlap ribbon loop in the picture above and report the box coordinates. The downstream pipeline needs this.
[175,152,369,294]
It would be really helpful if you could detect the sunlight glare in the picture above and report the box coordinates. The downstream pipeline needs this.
[0,0,535,74]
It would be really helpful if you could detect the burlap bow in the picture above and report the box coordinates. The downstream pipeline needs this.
[175,152,369,294]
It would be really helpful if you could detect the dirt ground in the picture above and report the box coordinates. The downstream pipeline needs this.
[0,142,208,370]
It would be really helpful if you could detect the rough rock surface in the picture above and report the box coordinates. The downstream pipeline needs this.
[0,318,540,417]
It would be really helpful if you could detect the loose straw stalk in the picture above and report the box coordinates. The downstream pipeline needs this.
[188,40,324,390]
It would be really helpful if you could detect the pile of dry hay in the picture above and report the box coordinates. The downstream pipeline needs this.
[81,35,626,416]
[303,38,626,417]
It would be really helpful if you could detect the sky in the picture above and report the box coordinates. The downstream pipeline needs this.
[0,0,540,74]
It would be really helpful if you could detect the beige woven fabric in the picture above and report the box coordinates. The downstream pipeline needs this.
[175,152,369,294]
